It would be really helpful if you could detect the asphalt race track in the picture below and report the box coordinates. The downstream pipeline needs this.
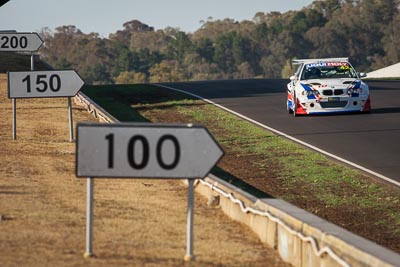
[161,79,400,185]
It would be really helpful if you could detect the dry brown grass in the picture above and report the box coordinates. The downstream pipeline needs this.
[0,74,289,267]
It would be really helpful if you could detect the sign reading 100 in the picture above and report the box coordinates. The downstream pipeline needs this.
[76,123,224,179]
[105,133,181,170]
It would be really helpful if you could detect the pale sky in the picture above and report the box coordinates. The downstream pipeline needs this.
[0,0,314,37]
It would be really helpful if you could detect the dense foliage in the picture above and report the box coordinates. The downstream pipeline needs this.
[40,0,400,84]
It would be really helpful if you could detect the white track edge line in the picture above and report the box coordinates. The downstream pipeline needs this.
[156,84,400,188]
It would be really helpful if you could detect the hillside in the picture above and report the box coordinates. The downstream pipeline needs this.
[0,52,52,73]
[37,0,400,84]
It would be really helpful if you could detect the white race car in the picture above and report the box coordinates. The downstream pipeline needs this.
[287,58,371,116]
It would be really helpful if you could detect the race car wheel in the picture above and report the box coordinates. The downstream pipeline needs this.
[293,93,297,117]
[287,100,293,114]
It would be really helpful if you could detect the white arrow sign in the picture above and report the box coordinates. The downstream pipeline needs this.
[0,32,43,52]
[76,123,224,178]
[8,70,85,98]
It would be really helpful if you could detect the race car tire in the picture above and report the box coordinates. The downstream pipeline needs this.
[293,93,297,117]
[287,100,293,114]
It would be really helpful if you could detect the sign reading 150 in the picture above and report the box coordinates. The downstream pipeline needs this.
[105,133,181,170]
[22,74,61,93]
[8,70,84,99]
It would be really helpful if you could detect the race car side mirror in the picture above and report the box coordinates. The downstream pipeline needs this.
[358,72,367,78]
[290,75,297,81]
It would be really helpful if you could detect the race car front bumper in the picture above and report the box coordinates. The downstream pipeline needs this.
[290,94,371,115]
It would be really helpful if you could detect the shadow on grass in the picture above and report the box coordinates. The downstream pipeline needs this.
[81,83,273,199]
[82,84,201,122]
[211,166,274,199]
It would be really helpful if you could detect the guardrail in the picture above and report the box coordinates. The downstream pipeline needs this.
[75,92,117,123]
[74,91,400,267]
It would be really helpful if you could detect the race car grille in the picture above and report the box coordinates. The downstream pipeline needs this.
[320,101,348,108]
[334,89,344,95]
[322,90,333,95]
[322,89,345,96]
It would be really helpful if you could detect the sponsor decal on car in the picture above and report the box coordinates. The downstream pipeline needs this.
[305,62,349,69]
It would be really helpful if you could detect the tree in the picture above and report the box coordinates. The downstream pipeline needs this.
[83,63,112,85]
[213,32,239,74]
[149,60,186,83]
[114,71,147,84]
[40,26,83,66]
[234,62,255,79]
[136,48,164,74]
[39,2,400,84]
[110,20,154,46]
[166,31,193,63]
[195,38,214,63]
[311,0,342,20]
[254,23,268,42]
[381,13,400,65]
[183,52,225,81]
[111,46,137,77]
[281,60,295,78]
[305,27,347,58]
[232,33,248,65]
[193,18,239,41]
[130,30,170,53]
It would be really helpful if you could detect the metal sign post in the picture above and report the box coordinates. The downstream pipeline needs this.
[1,31,43,140]
[76,122,224,260]
[31,53,35,70]
[185,179,195,261]
[68,97,74,142]
[84,177,94,258]
[7,70,84,141]
[12,98,16,140]
[3,31,82,141]
[11,52,35,140]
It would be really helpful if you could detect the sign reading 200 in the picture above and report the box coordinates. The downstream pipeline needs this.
[0,35,28,49]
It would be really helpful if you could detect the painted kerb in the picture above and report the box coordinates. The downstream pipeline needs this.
[74,92,400,267]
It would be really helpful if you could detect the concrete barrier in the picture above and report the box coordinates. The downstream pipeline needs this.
[74,92,117,123]
[367,63,400,79]
[75,91,400,267]
[197,175,400,267]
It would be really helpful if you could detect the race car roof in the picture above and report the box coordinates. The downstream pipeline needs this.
[293,58,349,65]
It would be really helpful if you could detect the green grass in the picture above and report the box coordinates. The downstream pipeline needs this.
[83,84,150,122]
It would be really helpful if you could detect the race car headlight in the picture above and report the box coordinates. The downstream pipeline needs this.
[347,87,363,94]
[302,90,320,97]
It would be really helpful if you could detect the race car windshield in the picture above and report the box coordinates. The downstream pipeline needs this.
[301,62,358,80]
